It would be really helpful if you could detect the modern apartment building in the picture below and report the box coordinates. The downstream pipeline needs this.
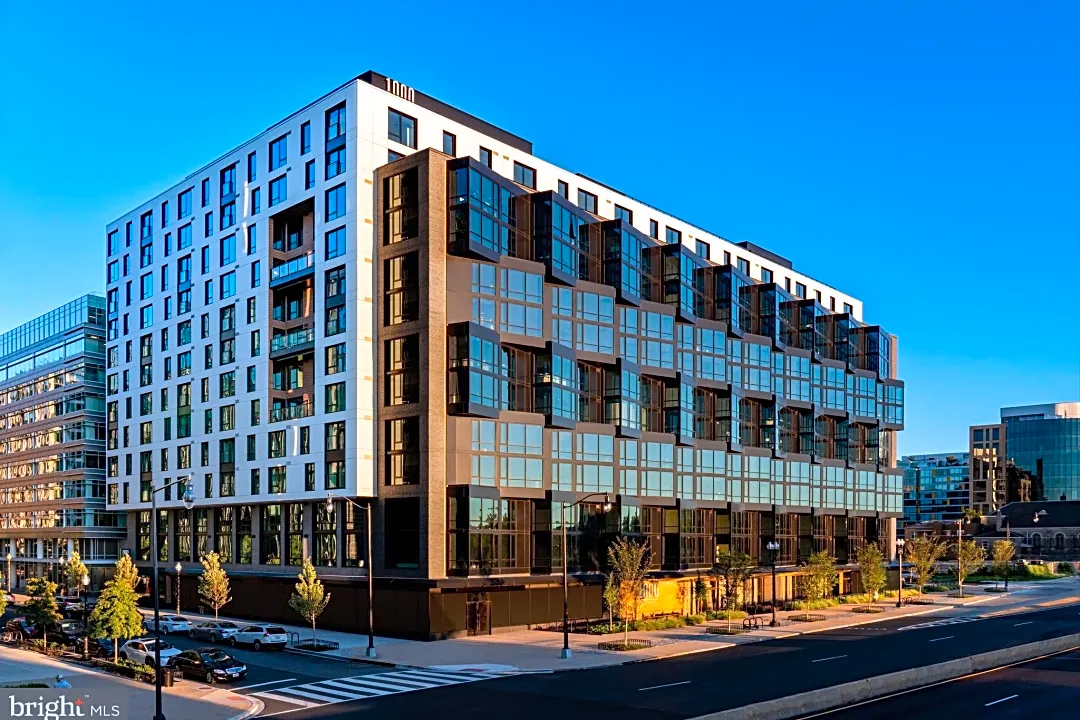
[105,71,905,638]
[899,453,969,530]
[0,295,119,590]
[970,403,1080,513]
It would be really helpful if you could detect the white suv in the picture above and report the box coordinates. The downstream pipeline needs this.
[144,615,193,634]
[119,638,181,667]
[230,625,289,651]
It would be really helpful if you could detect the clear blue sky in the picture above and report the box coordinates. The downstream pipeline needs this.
[1,1,1077,455]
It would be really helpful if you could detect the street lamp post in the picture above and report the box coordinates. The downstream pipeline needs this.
[151,475,195,720]
[895,538,905,608]
[560,493,612,660]
[956,518,963,598]
[765,540,780,627]
[325,495,376,658]
[81,573,90,658]
[174,563,182,616]
[6,552,12,593]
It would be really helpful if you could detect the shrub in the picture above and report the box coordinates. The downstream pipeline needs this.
[783,598,837,611]
[1057,563,1075,575]
[923,583,949,592]
[3,684,50,689]
[706,610,748,621]
[685,614,707,626]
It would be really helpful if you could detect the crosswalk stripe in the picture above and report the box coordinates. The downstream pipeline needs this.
[273,686,352,703]
[294,684,367,700]
[318,678,396,696]
[253,668,514,710]
[251,691,320,708]
[316,679,386,696]
[330,676,429,693]
[393,670,480,683]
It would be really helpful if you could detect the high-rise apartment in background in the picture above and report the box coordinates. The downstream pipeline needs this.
[899,453,969,530]
[104,71,905,638]
[0,295,118,590]
[970,402,1080,513]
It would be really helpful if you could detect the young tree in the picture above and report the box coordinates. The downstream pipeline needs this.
[88,561,145,663]
[112,554,143,592]
[802,551,838,620]
[602,574,618,632]
[856,543,886,609]
[198,552,232,619]
[991,540,1016,591]
[695,574,712,613]
[606,536,651,645]
[289,558,330,642]
[956,539,986,597]
[23,577,62,650]
[906,536,946,592]
[63,552,90,597]
[712,550,756,630]
[0,590,7,619]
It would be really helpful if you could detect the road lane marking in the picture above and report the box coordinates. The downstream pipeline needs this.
[811,655,848,663]
[1014,621,1034,627]
[638,681,691,691]
[985,694,1019,707]
[234,678,297,691]
[928,636,954,642]
[250,691,319,708]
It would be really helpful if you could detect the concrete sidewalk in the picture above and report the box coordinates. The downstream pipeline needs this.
[147,581,1080,674]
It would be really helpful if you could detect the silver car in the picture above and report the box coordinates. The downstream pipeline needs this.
[229,624,289,651]
[189,620,241,643]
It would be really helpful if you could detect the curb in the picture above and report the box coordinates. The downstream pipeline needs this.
[216,691,264,720]
[689,633,1080,720]
[282,645,414,669]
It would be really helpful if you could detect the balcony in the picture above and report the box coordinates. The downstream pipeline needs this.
[270,400,314,423]
[270,326,315,359]
[270,252,315,288]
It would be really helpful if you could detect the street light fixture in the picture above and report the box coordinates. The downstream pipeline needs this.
[325,495,376,658]
[6,552,12,593]
[150,475,194,720]
[765,540,780,627]
[895,538,906,608]
[560,493,612,660]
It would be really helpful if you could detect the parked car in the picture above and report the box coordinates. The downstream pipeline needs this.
[189,621,241,643]
[46,620,85,644]
[4,617,36,640]
[54,596,85,616]
[143,615,192,634]
[91,637,117,659]
[170,648,248,684]
[119,637,181,667]
[230,625,289,651]
[2,592,15,606]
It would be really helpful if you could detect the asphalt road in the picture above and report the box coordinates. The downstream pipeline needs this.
[815,648,1080,719]
[264,601,1080,720]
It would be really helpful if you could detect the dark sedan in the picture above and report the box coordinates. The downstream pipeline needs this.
[170,648,248,684]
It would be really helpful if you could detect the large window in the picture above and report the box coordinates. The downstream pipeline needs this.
[326,102,346,142]
[326,148,345,179]
[269,135,287,171]
[385,335,419,405]
[388,109,416,148]
[513,161,536,189]
[325,184,346,222]
[269,176,286,207]
[384,253,419,326]
[386,417,420,485]
[325,227,346,260]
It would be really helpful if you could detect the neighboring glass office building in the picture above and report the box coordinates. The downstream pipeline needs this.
[1002,403,1080,503]
[970,403,1080,512]
[0,295,121,590]
[900,453,969,530]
